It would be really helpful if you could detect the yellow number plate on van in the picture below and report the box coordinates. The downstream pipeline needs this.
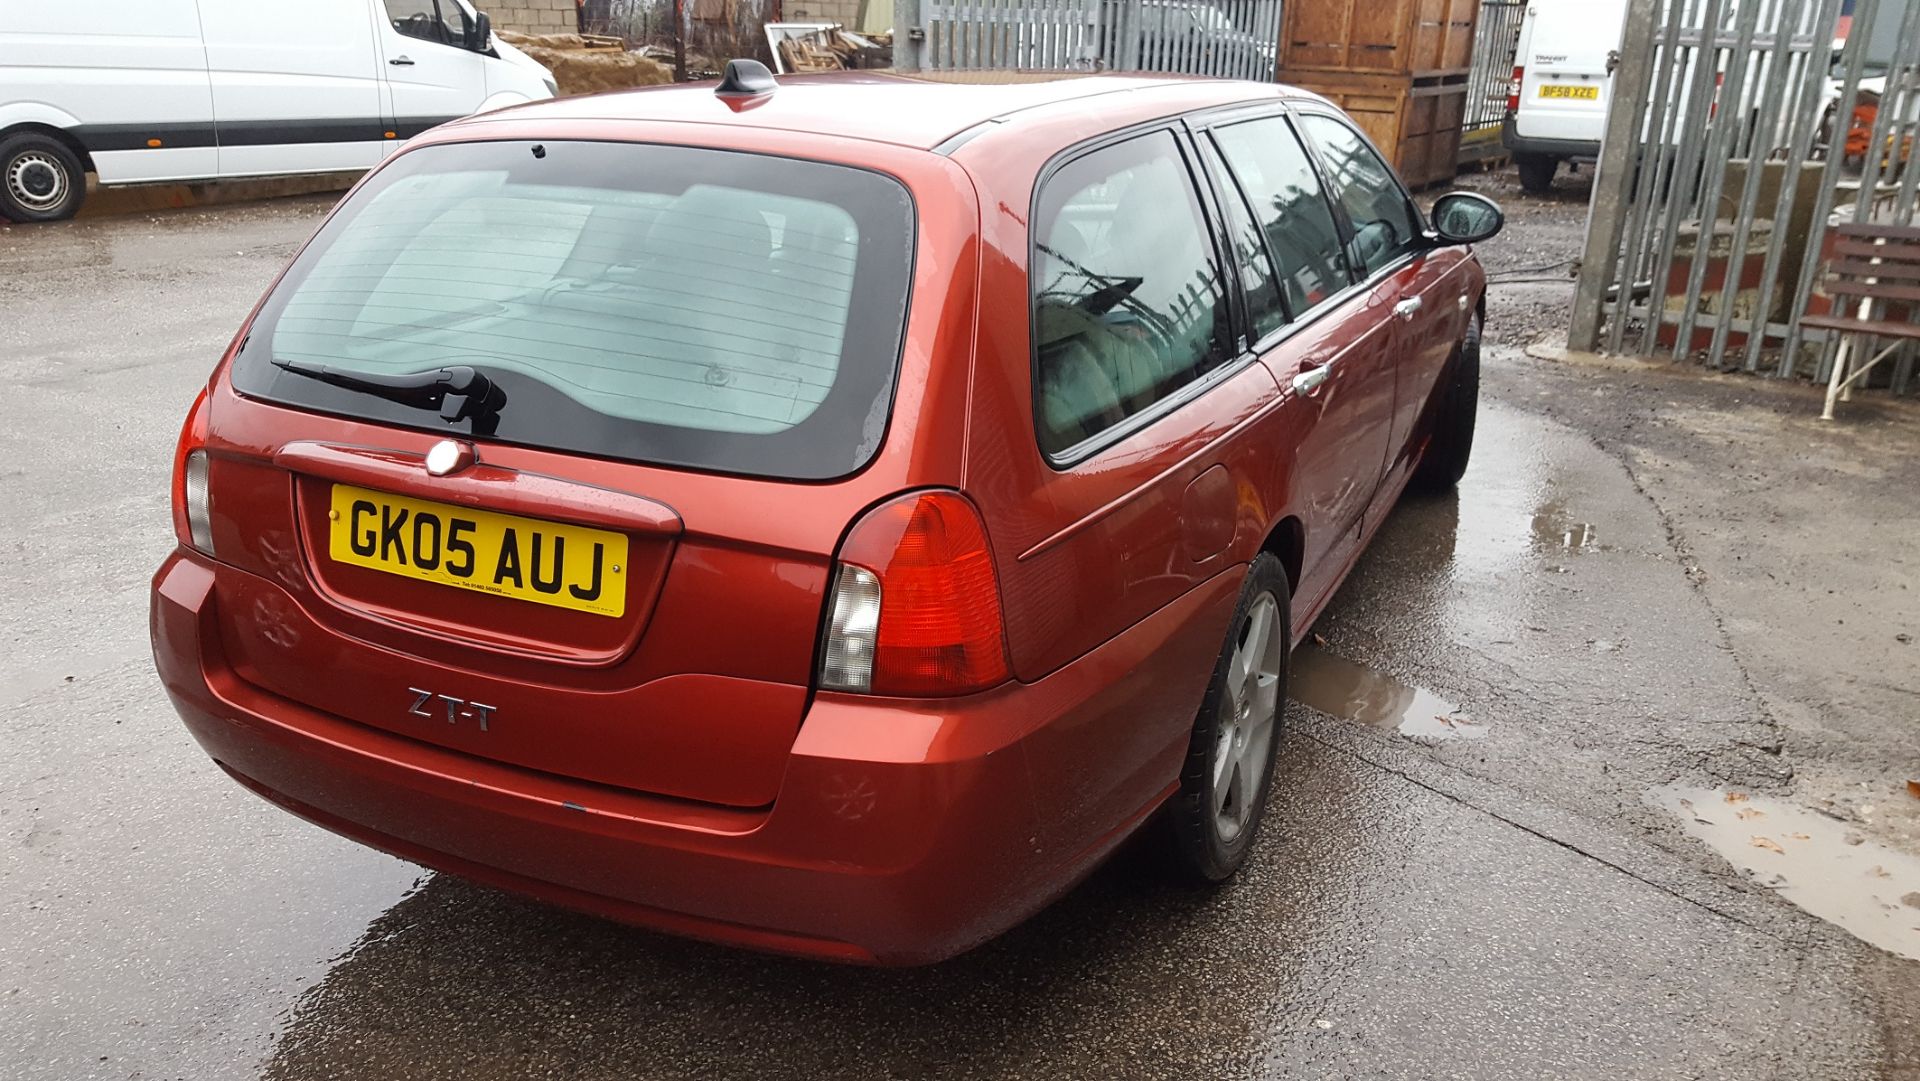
[1539,84,1601,100]
[327,484,627,618]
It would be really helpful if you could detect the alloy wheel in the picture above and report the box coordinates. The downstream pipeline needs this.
[1211,591,1282,843]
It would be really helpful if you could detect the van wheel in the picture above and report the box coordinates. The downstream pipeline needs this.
[1,133,86,223]
[1412,312,1481,493]
[1516,153,1557,194]
[1159,553,1289,883]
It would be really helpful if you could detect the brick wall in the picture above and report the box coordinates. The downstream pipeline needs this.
[783,0,861,25]
[487,0,576,35]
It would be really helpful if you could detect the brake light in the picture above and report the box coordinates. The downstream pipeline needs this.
[171,387,214,555]
[818,490,1010,697]
[1507,65,1524,114]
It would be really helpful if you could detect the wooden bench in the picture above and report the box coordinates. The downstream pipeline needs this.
[1802,222,1920,419]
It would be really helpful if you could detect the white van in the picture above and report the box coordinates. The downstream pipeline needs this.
[0,0,555,222]
[1502,0,1629,193]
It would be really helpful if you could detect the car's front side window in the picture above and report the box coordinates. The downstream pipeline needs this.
[1296,113,1422,277]
[1031,129,1232,458]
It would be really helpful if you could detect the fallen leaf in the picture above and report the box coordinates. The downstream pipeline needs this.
[1736,808,1764,820]
[1908,780,1920,801]
[1789,832,1810,841]
[1726,792,1750,804]
[1751,836,1785,854]
[1901,893,1920,909]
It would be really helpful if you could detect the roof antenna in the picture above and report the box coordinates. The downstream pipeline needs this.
[715,58,776,97]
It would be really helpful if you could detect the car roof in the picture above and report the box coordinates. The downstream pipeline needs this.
[454,70,1291,152]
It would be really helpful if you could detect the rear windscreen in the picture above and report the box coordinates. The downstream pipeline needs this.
[231,139,915,480]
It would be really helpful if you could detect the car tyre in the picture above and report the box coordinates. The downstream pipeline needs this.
[1412,312,1481,493]
[1515,153,1557,194]
[0,132,87,223]
[1159,552,1290,884]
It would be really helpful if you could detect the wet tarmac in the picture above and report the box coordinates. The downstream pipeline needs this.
[1654,786,1920,963]
[4,194,1917,1078]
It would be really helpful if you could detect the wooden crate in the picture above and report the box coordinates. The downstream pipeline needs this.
[1280,0,1480,80]
[1295,73,1468,190]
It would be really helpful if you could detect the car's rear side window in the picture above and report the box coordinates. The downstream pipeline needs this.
[1031,129,1231,458]
[232,140,914,480]
[1208,115,1352,320]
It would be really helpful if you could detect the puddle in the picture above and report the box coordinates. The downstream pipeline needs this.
[1652,786,1920,962]
[1530,501,1607,554]
[1290,647,1485,743]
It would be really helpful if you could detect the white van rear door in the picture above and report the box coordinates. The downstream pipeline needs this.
[0,0,217,184]
[1515,0,1629,144]
[372,0,490,151]
[198,0,385,178]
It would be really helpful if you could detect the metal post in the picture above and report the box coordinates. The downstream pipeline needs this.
[1567,0,1663,352]
[672,0,687,81]
[895,0,925,69]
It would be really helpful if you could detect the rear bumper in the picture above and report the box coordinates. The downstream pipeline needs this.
[152,551,1228,964]
[1501,116,1601,161]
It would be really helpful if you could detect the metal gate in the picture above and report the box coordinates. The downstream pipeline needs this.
[1464,0,1524,138]
[1569,0,1920,397]
[895,0,1281,80]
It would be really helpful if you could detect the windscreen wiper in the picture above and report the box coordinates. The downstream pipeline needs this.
[271,358,506,423]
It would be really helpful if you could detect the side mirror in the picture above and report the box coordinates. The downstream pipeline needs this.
[1430,191,1504,245]
[466,10,492,51]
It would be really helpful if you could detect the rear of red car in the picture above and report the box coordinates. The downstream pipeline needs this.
[148,119,1084,963]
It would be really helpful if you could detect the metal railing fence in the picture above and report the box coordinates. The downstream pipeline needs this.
[897,0,1280,79]
[1570,0,1920,395]
[1464,0,1524,135]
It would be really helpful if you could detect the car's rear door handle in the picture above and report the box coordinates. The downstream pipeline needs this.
[1291,363,1332,396]
[1393,297,1424,321]
[389,55,415,65]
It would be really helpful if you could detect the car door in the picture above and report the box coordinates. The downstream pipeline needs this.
[374,0,491,147]
[1202,110,1393,608]
[196,0,386,178]
[1293,110,1462,498]
[976,125,1283,850]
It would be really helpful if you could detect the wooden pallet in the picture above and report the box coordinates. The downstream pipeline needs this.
[1280,0,1481,81]
[1291,71,1468,190]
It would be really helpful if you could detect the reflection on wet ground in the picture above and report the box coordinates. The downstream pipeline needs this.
[1289,647,1485,743]
[1531,502,1607,554]
[1653,786,1920,962]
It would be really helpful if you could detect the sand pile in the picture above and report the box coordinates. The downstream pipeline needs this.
[499,31,674,95]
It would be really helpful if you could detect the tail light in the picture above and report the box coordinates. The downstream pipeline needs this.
[818,490,1010,697]
[171,387,214,555]
[1507,65,1524,114]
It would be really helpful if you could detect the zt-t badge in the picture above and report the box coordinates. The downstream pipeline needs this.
[408,687,496,732]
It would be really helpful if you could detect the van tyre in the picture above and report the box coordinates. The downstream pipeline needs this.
[1,132,86,223]
[1160,553,1290,884]
[1516,153,1557,194]
[1412,312,1480,493]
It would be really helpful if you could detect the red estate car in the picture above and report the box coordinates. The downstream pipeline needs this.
[151,64,1502,965]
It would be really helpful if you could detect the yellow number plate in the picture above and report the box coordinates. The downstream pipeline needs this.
[1539,84,1601,100]
[328,484,628,618]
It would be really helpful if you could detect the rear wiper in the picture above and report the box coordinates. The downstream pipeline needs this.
[271,358,506,423]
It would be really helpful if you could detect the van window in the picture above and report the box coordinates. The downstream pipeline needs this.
[1296,114,1422,277]
[385,0,459,44]
[1031,130,1231,457]
[231,140,915,480]
[1209,116,1351,319]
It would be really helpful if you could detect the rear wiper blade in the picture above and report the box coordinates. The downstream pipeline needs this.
[271,358,506,423]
